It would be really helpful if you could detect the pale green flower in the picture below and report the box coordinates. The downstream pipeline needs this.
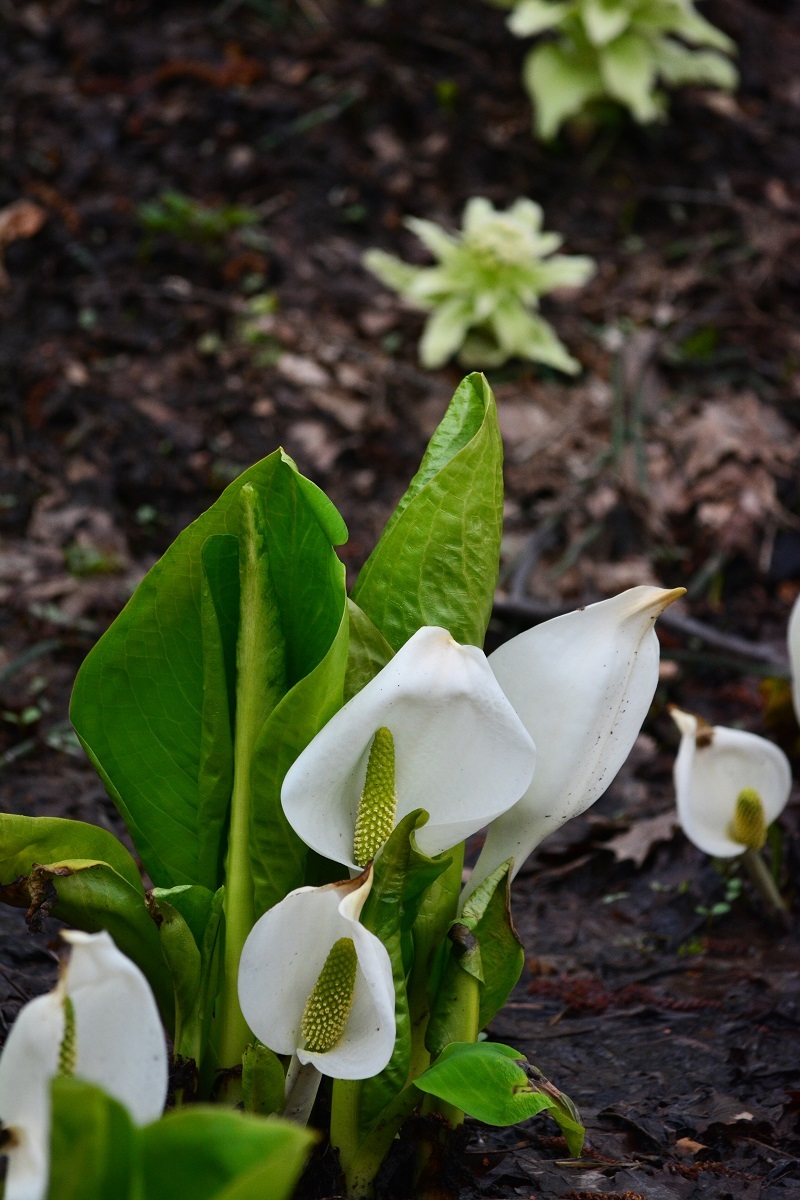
[499,0,737,138]
[364,197,594,372]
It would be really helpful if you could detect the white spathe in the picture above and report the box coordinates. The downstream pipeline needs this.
[238,871,395,1080]
[0,929,168,1200]
[281,626,536,871]
[789,594,800,725]
[670,707,792,857]
[466,586,683,896]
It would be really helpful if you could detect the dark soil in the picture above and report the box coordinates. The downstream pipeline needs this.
[2,1,800,1196]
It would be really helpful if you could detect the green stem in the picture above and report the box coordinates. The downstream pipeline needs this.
[743,848,788,918]
[333,847,467,1198]
[216,486,285,1072]
[420,963,479,1128]
[336,1084,421,1200]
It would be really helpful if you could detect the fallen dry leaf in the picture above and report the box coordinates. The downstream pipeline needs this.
[606,811,678,867]
[674,1137,707,1156]
[0,199,48,291]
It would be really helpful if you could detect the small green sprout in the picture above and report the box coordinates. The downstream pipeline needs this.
[364,197,595,372]
[493,0,738,139]
[137,190,260,244]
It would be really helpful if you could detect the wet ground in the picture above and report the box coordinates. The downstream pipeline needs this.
[1,1,800,1195]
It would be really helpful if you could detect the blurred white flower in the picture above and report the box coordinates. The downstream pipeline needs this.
[788,594,800,726]
[670,707,792,857]
[0,930,167,1200]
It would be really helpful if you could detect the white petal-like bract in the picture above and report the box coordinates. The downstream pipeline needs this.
[238,872,396,1080]
[0,930,168,1200]
[281,626,536,871]
[789,595,800,726]
[467,586,683,895]
[670,707,792,857]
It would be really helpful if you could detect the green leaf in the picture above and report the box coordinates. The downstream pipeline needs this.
[70,453,281,889]
[357,812,453,1131]
[426,862,523,1057]
[363,249,423,296]
[581,0,631,46]
[404,216,460,262]
[525,42,606,139]
[461,861,524,1031]
[343,599,394,703]
[508,0,570,38]
[0,813,143,892]
[418,297,474,368]
[71,453,348,893]
[242,1042,286,1116]
[414,1042,584,1151]
[653,38,738,89]
[598,31,659,122]
[657,5,735,54]
[140,1108,315,1200]
[486,303,581,374]
[47,1078,139,1200]
[248,586,348,912]
[351,373,503,650]
[148,884,220,1060]
[197,535,239,889]
[23,861,174,1029]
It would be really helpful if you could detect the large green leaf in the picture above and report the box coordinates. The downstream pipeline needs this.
[0,813,142,892]
[357,812,452,1132]
[46,1081,316,1200]
[140,1108,315,1200]
[0,815,174,1027]
[71,453,348,892]
[350,373,503,650]
[17,860,173,1027]
[414,1042,584,1151]
[47,1078,139,1200]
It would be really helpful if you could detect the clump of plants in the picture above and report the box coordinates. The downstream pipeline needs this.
[489,0,737,138]
[0,375,686,1199]
[364,198,594,373]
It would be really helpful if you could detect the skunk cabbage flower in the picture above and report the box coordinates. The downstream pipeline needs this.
[0,930,167,1200]
[789,594,800,725]
[670,707,792,857]
[238,870,395,1080]
[466,586,684,895]
[281,625,536,872]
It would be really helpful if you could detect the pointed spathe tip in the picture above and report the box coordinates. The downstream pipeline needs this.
[668,704,699,738]
[659,586,686,608]
[622,585,685,620]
